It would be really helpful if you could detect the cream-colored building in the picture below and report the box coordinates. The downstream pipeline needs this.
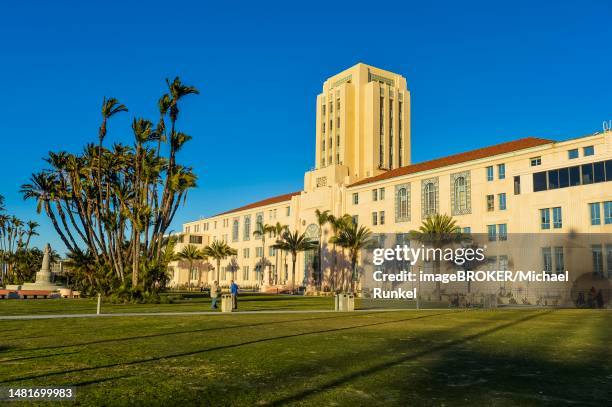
[170,63,612,296]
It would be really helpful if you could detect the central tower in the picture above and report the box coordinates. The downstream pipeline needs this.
[314,63,411,183]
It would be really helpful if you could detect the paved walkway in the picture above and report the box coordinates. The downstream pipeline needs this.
[0,308,457,320]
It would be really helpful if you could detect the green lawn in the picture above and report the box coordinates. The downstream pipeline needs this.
[0,308,609,406]
[0,293,335,316]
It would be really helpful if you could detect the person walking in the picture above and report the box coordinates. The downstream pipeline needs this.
[210,280,221,310]
[230,279,239,310]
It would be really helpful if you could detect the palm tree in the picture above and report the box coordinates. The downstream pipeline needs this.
[178,244,205,289]
[203,240,237,282]
[314,209,330,290]
[327,214,353,290]
[272,222,288,284]
[410,213,462,301]
[330,223,373,293]
[272,230,317,294]
[24,221,39,249]
[253,221,274,285]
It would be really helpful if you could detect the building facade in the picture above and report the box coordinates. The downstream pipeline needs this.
[170,63,612,295]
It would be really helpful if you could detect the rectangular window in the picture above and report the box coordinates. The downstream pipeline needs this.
[487,225,496,241]
[379,188,385,200]
[337,117,340,128]
[189,235,203,244]
[372,212,378,226]
[514,176,521,195]
[372,189,378,201]
[352,215,359,225]
[286,206,291,216]
[594,162,605,183]
[568,149,579,159]
[486,166,494,181]
[542,247,552,273]
[533,172,547,192]
[243,248,250,258]
[605,201,612,224]
[583,145,594,156]
[606,160,612,181]
[552,207,562,229]
[569,166,581,186]
[592,245,603,276]
[497,163,505,180]
[243,266,250,281]
[499,255,509,271]
[498,193,507,210]
[498,224,507,241]
[462,227,471,234]
[352,193,359,205]
[256,247,263,258]
[540,208,550,229]
[548,169,559,189]
[558,167,569,188]
[269,247,275,256]
[554,247,564,274]
[581,163,593,184]
[380,211,385,225]
[486,195,494,211]
[590,202,601,225]
[530,156,541,166]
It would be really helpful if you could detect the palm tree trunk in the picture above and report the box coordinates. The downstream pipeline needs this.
[291,257,296,294]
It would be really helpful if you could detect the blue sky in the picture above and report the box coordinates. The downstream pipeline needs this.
[0,0,610,254]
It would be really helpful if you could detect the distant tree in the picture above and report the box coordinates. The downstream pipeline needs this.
[272,230,317,294]
[410,214,462,301]
[330,222,373,292]
[178,244,205,289]
[314,209,330,290]
[253,222,274,285]
[203,241,237,282]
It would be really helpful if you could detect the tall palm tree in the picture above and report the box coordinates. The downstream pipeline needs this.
[272,222,288,284]
[330,223,373,293]
[253,221,274,285]
[272,230,317,294]
[410,213,462,301]
[327,214,353,290]
[314,209,330,290]
[203,240,237,282]
[178,244,205,289]
[24,221,39,249]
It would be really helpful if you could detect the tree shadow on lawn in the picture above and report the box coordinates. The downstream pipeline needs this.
[263,310,561,406]
[0,311,447,384]
[12,312,385,353]
[0,351,80,364]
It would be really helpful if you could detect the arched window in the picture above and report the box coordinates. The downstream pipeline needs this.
[424,182,437,215]
[454,176,467,212]
[398,188,408,219]
[232,219,239,242]
[243,216,251,240]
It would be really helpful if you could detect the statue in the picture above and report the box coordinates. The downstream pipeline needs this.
[21,243,65,291]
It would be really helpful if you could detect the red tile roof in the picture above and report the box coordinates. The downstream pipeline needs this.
[213,191,301,217]
[349,137,553,187]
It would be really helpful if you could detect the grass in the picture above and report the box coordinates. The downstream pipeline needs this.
[0,306,609,406]
[0,293,335,316]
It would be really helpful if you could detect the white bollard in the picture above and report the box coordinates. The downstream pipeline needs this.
[97,293,101,315]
